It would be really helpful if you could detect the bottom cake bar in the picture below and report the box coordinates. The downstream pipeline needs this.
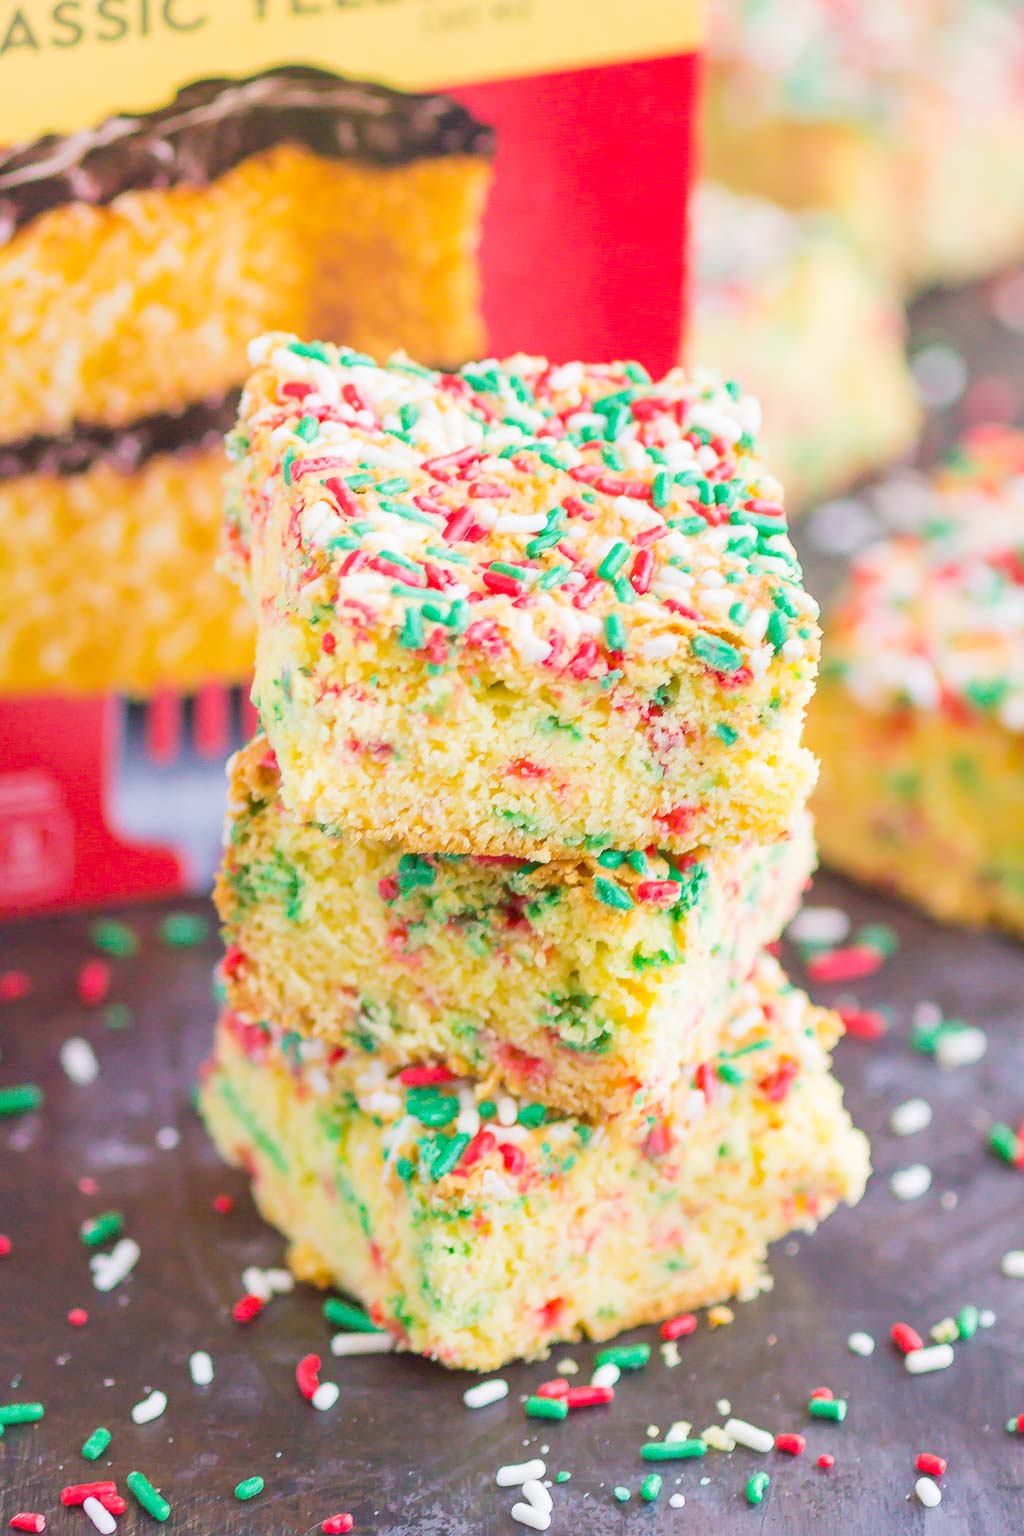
[200,954,869,1370]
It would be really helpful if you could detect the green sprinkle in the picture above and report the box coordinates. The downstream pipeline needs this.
[651,470,672,509]
[397,852,434,892]
[489,560,531,581]
[89,920,138,957]
[526,1395,568,1421]
[127,1470,171,1522]
[766,610,788,653]
[234,1476,264,1502]
[281,445,297,485]
[399,607,424,650]
[746,1471,770,1506]
[478,1099,497,1120]
[613,1486,632,1504]
[604,612,627,652]
[594,1342,650,1371]
[377,476,411,495]
[399,403,420,432]
[715,722,738,745]
[808,1397,847,1422]
[957,1304,980,1340]
[288,340,330,362]
[537,564,572,590]
[0,1402,44,1425]
[422,1131,470,1181]
[406,1090,459,1128]
[593,876,634,911]
[597,541,630,580]
[641,1473,663,1502]
[0,1084,43,1117]
[855,923,899,957]
[295,413,319,442]
[159,911,208,948]
[517,1103,547,1129]
[690,633,744,675]
[80,1211,123,1248]
[322,1298,381,1332]
[989,1123,1020,1165]
[715,1062,745,1086]
[82,1426,112,1461]
[555,1471,571,1484]
[641,1438,707,1461]
[728,601,750,627]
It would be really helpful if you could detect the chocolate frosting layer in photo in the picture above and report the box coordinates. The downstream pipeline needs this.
[0,66,494,244]
[0,393,241,481]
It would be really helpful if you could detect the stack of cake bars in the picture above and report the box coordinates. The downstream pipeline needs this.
[200,333,869,1370]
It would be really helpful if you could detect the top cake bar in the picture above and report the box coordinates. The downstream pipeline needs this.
[227,335,820,859]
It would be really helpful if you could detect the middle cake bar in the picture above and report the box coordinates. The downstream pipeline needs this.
[218,738,815,1120]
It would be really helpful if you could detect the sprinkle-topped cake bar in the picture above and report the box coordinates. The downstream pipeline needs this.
[810,428,1024,936]
[200,953,869,1370]
[217,737,815,1120]
[226,334,820,858]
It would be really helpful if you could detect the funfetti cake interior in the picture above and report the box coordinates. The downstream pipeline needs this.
[225,334,821,860]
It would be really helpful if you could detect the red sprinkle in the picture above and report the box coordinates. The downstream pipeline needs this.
[809,1387,833,1401]
[660,1313,697,1341]
[9,1517,45,1533]
[775,1433,806,1456]
[630,548,655,595]
[397,1066,458,1087]
[0,1234,10,1257]
[212,1194,234,1215]
[817,1454,835,1470]
[837,1007,888,1041]
[77,960,111,1005]
[321,1518,354,1535]
[296,1353,321,1401]
[636,880,681,908]
[759,1059,799,1103]
[61,1483,117,1507]
[565,1385,614,1409]
[0,971,31,1002]
[67,1308,88,1327]
[891,1322,924,1355]
[232,1293,265,1324]
[98,1496,126,1517]
[482,569,522,597]
[535,1378,569,1400]
[916,1453,948,1477]
[805,946,884,984]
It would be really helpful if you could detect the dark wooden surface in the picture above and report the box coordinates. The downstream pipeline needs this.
[3,280,1024,1535]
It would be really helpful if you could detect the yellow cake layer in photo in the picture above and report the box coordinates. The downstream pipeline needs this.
[691,184,919,510]
[217,737,815,1119]
[809,429,1024,936]
[227,335,820,859]
[200,954,869,1370]
[0,144,489,445]
[0,438,253,694]
[706,0,1024,290]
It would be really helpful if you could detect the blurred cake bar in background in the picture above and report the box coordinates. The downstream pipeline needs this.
[809,426,1024,936]
[706,0,1024,292]
[0,67,492,692]
[217,736,816,1121]
[690,183,919,509]
[201,953,869,1370]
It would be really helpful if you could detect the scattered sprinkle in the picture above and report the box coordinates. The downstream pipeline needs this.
[189,1351,214,1387]
[891,1164,932,1202]
[905,1345,955,1376]
[464,1379,509,1409]
[234,1477,265,1502]
[126,1471,171,1523]
[131,1390,167,1425]
[915,1476,942,1509]
[847,1331,876,1357]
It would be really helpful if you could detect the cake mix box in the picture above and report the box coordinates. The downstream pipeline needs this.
[0,0,702,914]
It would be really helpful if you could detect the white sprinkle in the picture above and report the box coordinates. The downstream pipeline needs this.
[665,1420,693,1443]
[60,1036,98,1085]
[555,1359,579,1376]
[935,1026,987,1069]
[521,1479,553,1515]
[510,1503,550,1531]
[890,1099,932,1137]
[90,1238,140,1292]
[590,1361,620,1389]
[703,1425,735,1452]
[189,1351,214,1387]
[847,1331,876,1357]
[660,1341,681,1368]
[716,1399,732,1417]
[669,1493,686,1508]
[330,1331,395,1356]
[131,1388,168,1424]
[911,343,967,408]
[155,1126,179,1150]
[496,1458,546,1488]
[891,1164,932,1201]
[905,1344,955,1375]
[641,634,677,663]
[1001,1250,1024,1278]
[496,1093,519,1128]
[915,1476,942,1508]
[980,1309,997,1328]
[464,1378,509,1409]
[265,1268,294,1295]
[83,1496,117,1535]
[787,906,850,946]
[312,1381,340,1412]
[242,1266,273,1302]
[724,1417,774,1454]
